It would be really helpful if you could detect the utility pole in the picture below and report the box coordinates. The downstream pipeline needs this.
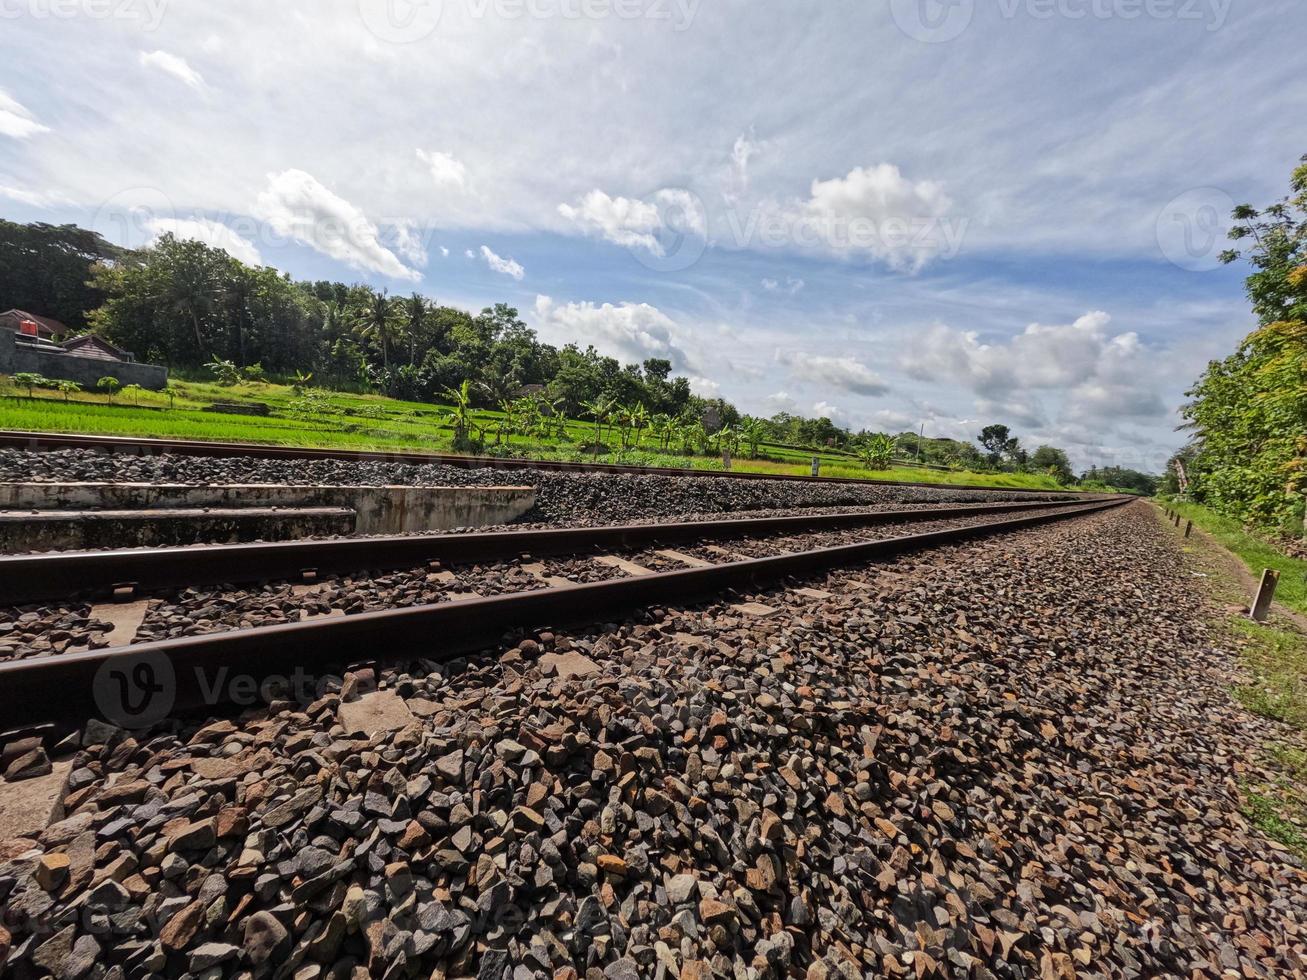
[916,423,924,463]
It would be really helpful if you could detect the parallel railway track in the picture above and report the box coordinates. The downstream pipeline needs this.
[0,429,1091,495]
[1,497,1113,602]
[1,496,1129,732]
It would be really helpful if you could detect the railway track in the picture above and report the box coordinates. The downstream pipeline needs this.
[0,429,1092,495]
[0,497,1113,602]
[0,495,1128,732]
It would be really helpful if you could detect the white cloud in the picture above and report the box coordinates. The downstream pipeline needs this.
[391,220,428,267]
[777,163,959,271]
[812,401,848,425]
[416,149,467,188]
[464,249,475,259]
[730,132,759,198]
[776,350,889,397]
[479,244,524,280]
[558,188,705,255]
[0,90,49,140]
[761,276,804,295]
[0,182,69,208]
[440,246,450,257]
[254,169,419,280]
[534,295,690,368]
[558,189,662,251]
[900,311,1166,420]
[688,376,720,397]
[763,391,798,414]
[147,217,262,266]
[140,50,205,90]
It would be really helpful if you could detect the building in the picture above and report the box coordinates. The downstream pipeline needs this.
[0,309,69,342]
[1,313,168,391]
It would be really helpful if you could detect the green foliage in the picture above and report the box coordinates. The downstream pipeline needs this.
[121,383,143,406]
[205,358,242,386]
[54,380,82,401]
[242,362,265,383]
[12,372,47,396]
[96,376,120,402]
[1079,466,1157,495]
[1183,154,1307,534]
[1030,445,1074,484]
[0,220,122,332]
[858,433,898,470]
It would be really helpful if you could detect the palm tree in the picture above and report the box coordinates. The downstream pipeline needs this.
[353,290,405,374]
[404,293,429,365]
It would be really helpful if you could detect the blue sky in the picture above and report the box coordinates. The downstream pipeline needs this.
[2,0,1303,470]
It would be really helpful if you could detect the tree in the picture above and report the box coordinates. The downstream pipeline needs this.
[13,372,47,397]
[353,289,405,375]
[1030,445,1074,484]
[97,376,121,402]
[0,220,122,331]
[121,383,144,406]
[54,380,82,401]
[978,425,1021,469]
[1182,154,1307,531]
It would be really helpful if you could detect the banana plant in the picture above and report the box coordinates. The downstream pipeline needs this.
[858,433,898,470]
[441,379,480,449]
[582,396,615,452]
[740,418,766,458]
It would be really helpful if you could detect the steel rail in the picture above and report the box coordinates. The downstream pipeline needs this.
[0,497,1129,731]
[0,429,1090,495]
[2,497,1110,602]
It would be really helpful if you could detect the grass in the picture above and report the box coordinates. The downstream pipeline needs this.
[1162,505,1307,854]
[0,375,1073,492]
[1230,618,1307,728]
[1162,498,1307,618]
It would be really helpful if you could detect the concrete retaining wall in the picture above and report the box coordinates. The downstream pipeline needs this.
[0,483,537,535]
[0,330,169,391]
[0,507,356,551]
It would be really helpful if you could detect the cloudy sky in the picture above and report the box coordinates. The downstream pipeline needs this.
[2,0,1303,471]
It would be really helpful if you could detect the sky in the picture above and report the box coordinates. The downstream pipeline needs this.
[2,0,1304,472]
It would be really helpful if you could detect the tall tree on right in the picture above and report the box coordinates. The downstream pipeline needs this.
[1184,155,1307,532]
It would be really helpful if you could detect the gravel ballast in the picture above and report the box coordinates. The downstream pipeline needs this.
[1,502,1301,978]
[0,449,1074,526]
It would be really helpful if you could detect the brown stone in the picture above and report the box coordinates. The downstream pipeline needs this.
[34,852,70,891]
